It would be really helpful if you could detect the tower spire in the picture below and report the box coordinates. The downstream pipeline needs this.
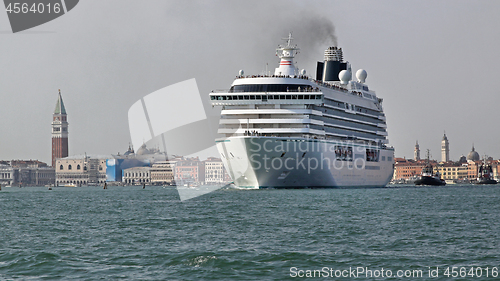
[54,89,67,114]
[52,89,69,167]
[414,140,420,161]
[441,132,449,162]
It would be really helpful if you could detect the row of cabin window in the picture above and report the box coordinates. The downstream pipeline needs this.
[211,94,322,101]
[324,99,380,116]
[229,84,313,93]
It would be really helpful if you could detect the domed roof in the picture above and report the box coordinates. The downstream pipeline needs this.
[458,155,467,163]
[467,145,480,161]
[123,144,135,156]
[136,144,152,155]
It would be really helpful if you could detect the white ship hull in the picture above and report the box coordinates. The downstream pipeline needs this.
[217,136,394,188]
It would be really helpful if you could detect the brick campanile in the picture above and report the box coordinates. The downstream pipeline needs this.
[51,89,69,167]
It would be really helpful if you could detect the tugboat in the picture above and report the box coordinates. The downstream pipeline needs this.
[476,162,497,185]
[415,150,446,186]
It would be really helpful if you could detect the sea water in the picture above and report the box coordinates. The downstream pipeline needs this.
[0,185,499,280]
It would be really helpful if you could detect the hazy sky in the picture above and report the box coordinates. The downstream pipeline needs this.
[1,0,499,164]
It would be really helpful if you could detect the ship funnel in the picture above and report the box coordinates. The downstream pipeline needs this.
[316,46,347,82]
[324,46,343,61]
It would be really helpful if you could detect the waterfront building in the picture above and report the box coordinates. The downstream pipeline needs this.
[175,157,205,185]
[116,154,232,186]
[56,155,107,186]
[463,145,481,180]
[0,160,55,186]
[393,139,499,182]
[122,166,151,184]
[435,162,469,181]
[493,161,500,181]
[465,159,499,181]
[0,164,16,186]
[441,133,449,163]
[393,158,430,181]
[17,167,56,186]
[13,160,55,186]
[466,160,480,180]
[150,161,176,185]
[52,90,69,167]
[393,155,499,182]
[106,144,167,182]
[204,157,231,185]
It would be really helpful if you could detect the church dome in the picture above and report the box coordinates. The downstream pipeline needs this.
[123,144,135,156]
[136,144,152,155]
[467,145,480,161]
[458,155,467,163]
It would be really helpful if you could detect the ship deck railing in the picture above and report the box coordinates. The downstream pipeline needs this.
[311,79,349,93]
[235,74,310,80]
[211,89,322,93]
[213,82,369,99]
[214,76,380,103]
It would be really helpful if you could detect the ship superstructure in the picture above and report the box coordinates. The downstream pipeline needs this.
[210,33,394,188]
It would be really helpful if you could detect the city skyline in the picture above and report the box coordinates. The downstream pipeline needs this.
[1,1,500,164]
[411,137,488,163]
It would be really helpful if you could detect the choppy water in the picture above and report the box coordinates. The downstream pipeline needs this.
[0,185,499,280]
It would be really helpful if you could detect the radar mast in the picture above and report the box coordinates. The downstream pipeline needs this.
[275,32,300,76]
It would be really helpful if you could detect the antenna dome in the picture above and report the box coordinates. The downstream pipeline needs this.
[339,70,351,84]
[356,69,367,83]
[300,69,306,75]
[239,70,244,76]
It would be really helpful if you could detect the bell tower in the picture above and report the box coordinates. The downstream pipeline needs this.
[52,89,69,167]
[441,133,449,163]
[414,140,420,161]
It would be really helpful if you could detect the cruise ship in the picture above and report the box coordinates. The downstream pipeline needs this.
[210,34,394,188]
